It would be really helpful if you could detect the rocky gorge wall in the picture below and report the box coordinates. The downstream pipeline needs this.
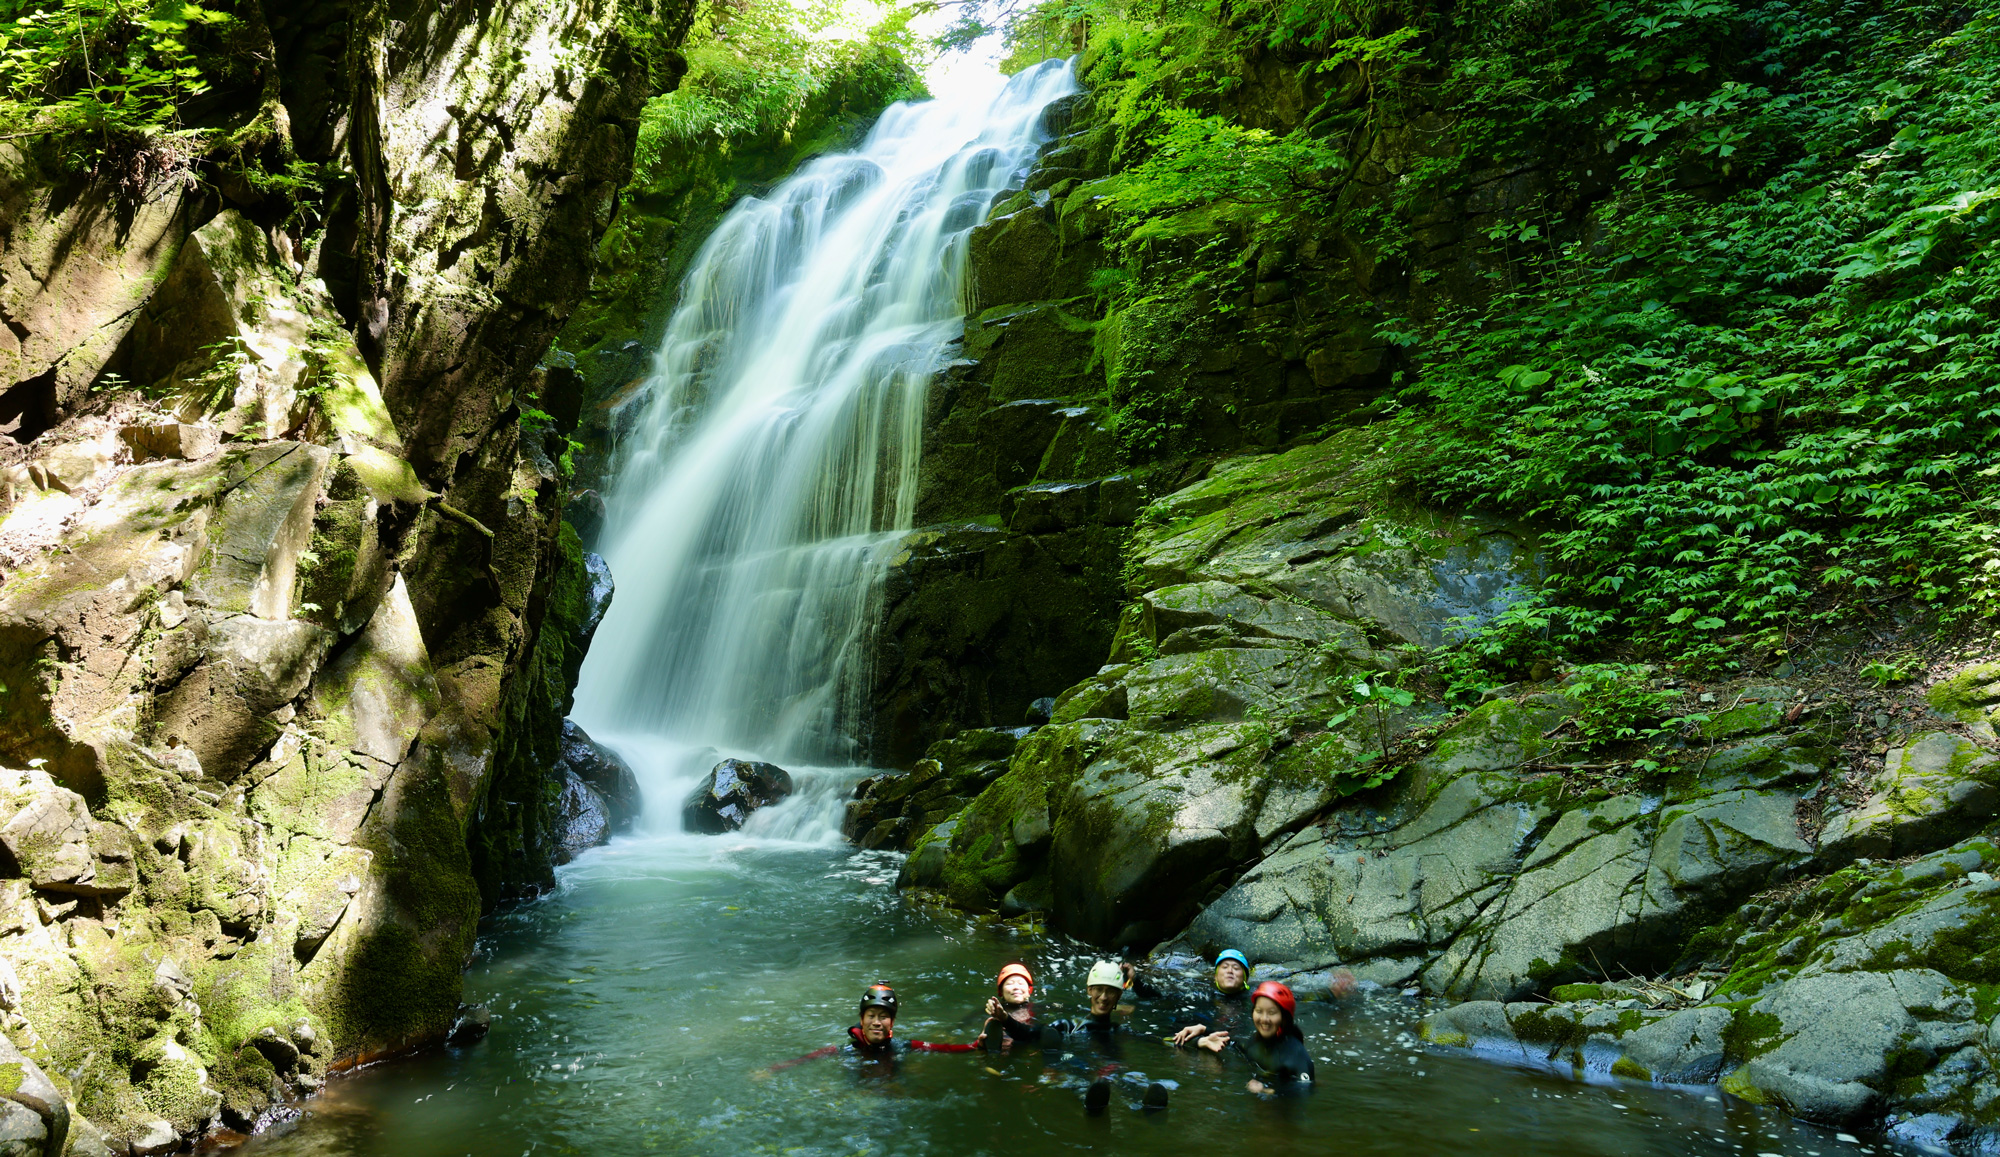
[0,0,662,1149]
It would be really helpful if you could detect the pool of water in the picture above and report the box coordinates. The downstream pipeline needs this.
[233,768,1914,1157]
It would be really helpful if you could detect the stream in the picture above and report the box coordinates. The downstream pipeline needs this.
[241,61,1915,1157]
[235,760,1896,1157]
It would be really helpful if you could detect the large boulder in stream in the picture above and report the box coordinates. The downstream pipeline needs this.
[684,760,794,833]
[551,721,643,862]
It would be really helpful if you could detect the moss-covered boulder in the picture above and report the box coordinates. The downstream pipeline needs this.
[1421,836,2000,1142]
[1818,732,2000,866]
[844,727,1025,851]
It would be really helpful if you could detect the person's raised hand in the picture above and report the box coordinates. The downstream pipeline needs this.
[985,996,1003,1018]
[1197,1031,1229,1053]
[1171,1023,1207,1047]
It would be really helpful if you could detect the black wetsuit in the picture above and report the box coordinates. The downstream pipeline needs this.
[981,1003,1064,1051]
[1232,1029,1316,1092]
[1061,1012,1126,1061]
[1176,990,1250,1037]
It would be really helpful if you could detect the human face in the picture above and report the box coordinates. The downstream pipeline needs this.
[1252,995,1284,1040]
[1215,960,1247,992]
[1088,985,1120,1017]
[859,1006,894,1044]
[1000,976,1032,1004]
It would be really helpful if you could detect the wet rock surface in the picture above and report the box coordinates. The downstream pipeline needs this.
[550,722,641,863]
[684,760,796,834]
[845,727,1025,851]
[1419,835,2000,1146]
[900,430,1543,945]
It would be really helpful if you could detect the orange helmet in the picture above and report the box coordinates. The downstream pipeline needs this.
[996,962,1034,996]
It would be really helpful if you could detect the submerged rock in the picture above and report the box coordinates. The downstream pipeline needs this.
[683,760,794,834]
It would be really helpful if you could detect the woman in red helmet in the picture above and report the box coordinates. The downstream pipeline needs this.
[977,961,1064,1051]
[763,983,977,1073]
[1196,981,1316,1094]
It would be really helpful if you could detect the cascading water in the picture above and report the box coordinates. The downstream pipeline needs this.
[573,62,1079,822]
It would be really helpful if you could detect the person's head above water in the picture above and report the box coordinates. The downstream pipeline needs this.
[996,962,1034,1005]
[857,983,898,1044]
[1213,949,1250,994]
[1085,960,1125,1017]
[1250,981,1298,1041]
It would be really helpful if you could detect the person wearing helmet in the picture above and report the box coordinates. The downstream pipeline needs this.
[764,983,977,1073]
[1196,980,1315,1094]
[978,961,1063,1051]
[1071,959,1172,1115]
[1170,949,1252,1047]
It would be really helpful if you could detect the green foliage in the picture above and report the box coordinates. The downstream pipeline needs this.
[0,0,234,161]
[992,0,2000,670]
[1557,663,1677,749]
[1430,597,1614,699]
[1114,107,1345,215]
[633,0,925,177]
[1398,1,2000,668]
[1859,655,1921,688]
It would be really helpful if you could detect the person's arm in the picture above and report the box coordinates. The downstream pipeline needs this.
[764,1044,840,1074]
[905,1039,979,1053]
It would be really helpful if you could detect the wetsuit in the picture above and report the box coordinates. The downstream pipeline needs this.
[771,1024,977,1070]
[1175,990,1249,1038]
[979,1003,1065,1051]
[1230,1029,1316,1092]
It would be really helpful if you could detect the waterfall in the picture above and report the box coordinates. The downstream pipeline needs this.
[573,60,1078,791]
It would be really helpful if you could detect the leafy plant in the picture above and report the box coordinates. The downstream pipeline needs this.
[1556,664,1678,749]
[0,0,236,170]
[1858,656,1921,688]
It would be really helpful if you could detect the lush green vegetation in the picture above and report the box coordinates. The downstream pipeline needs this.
[633,0,925,177]
[982,0,2000,673]
[0,0,237,169]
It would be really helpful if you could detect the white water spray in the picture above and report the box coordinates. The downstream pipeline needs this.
[572,60,1077,831]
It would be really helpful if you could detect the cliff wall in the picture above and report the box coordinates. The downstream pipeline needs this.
[0,0,659,1148]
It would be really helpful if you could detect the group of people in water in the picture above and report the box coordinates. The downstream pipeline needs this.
[763,950,1334,1112]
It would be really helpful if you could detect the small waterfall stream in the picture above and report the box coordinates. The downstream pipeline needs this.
[574,62,1078,802]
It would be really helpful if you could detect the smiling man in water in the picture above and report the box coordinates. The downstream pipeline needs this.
[761,983,978,1075]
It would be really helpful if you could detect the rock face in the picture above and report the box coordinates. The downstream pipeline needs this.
[844,727,1026,850]
[901,430,1541,946]
[1420,836,2000,1143]
[0,0,658,1147]
[683,760,794,834]
[1176,693,1826,997]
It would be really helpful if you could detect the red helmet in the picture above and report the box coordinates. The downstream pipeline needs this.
[1251,981,1296,1020]
[996,962,1034,996]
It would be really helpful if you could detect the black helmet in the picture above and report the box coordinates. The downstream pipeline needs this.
[859,983,898,1018]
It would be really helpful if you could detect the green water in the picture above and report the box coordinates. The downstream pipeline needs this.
[235,766,1910,1157]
